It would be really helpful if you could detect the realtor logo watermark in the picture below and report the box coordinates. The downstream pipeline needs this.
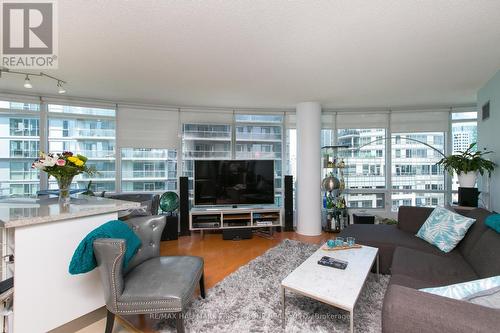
[1,0,58,69]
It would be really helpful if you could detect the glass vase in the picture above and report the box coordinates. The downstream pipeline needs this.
[56,176,74,205]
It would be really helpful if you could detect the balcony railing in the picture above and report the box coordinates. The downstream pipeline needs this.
[76,129,115,137]
[183,151,231,159]
[79,171,116,179]
[76,150,115,158]
[9,171,39,180]
[121,150,172,159]
[121,171,169,179]
[236,133,282,141]
[183,131,231,139]
[235,152,282,159]
[10,150,39,158]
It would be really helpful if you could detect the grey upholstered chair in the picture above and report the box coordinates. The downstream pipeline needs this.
[93,215,204,333]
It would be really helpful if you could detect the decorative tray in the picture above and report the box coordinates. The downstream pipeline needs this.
[321,244,362,251]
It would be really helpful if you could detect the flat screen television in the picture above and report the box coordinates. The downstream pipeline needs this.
[194,160,275,206]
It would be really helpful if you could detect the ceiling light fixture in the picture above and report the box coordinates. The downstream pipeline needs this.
[23,75,32,89]
[57,81,66,94]
[0,67,67,94]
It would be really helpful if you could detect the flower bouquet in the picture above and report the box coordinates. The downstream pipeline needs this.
[32,151,97,204]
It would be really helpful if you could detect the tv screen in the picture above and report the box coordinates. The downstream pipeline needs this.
[194,160,275,206]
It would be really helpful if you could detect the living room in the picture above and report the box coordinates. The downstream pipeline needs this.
[0,1,499,332]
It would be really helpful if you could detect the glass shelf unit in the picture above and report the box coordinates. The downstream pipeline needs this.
[321,145,350,232]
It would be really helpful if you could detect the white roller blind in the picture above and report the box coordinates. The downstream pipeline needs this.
[42,97,116,110]
[391,110,450,132]
[285,112,296,128]
[451,106,479,113]
[117,105,179,149]
[180,108,233,123]
[0,92,40,105]
[234,108,287,115]
[337,112,388,129]
[321,113,335,129]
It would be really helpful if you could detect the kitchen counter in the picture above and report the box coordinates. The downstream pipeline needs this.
[0,194,141,333]
[0,195,139,228]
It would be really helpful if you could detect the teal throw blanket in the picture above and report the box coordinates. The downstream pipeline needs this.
[485,214,500,233]
[69,220,141,275]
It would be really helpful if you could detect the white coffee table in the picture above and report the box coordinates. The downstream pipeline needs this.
[281,243,379,332]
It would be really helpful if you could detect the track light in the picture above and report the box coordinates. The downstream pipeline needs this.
[23,75,32,89]
[0,67,67,93]
[57,81,66,94]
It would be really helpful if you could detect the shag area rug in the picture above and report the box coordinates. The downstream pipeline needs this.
[157,239,389,332]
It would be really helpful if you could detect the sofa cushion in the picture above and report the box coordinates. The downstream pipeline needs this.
[339,224,449,274]
[397,206,434,234]
[416,207,476,253]
[382,284,500,333]
[458,208,493,258]
[466,229,500,278]
[465,286,500,309]
[341,224,452,254]
[389,274,442,289]
[419,276,500,301]
[391,246,477,285]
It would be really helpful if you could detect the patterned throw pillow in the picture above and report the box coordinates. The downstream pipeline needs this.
[416,206,475,253]
[420,276,500,308]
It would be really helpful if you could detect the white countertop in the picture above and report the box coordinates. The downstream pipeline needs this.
[0,195,140,228]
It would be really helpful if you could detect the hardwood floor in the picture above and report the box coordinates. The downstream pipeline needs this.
[116,230,330,332]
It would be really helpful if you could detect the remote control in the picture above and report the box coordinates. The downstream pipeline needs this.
[318,256,348,270]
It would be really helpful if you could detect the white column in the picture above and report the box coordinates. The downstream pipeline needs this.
[296,102,322,236]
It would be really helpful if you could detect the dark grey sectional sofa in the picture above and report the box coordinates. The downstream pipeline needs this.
[339,206,500,333]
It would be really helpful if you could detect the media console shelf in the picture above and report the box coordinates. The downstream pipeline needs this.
[190,207,283,231]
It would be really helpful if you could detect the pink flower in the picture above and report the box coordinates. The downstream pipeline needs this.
[56,159,66,166]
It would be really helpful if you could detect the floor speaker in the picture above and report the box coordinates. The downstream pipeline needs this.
[284,175,294,231]
[458,187,479,207]
[161,215,179,241]
[179,176,191,236]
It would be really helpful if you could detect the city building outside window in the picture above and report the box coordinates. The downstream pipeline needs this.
[182,123,232,200]
[235,114,283,206]
[391,132,445,211]
[121,148,177,192]
[0,100,41,196]
[48,104,116,192]
[451,111,478,203]
[337,128,386,209]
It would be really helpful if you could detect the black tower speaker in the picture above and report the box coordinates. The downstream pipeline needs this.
[284,175,294,231]
[161,215,179,241]
[179,176,191,236]
[458,187,479,207]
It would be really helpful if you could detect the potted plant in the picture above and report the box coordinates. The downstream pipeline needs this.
[436,143,496,188]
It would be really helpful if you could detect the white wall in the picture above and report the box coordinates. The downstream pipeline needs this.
[478,69,500,212]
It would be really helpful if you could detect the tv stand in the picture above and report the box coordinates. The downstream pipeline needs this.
[190,207,283,233]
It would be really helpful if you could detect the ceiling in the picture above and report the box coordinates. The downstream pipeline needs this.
[1,0,500,109]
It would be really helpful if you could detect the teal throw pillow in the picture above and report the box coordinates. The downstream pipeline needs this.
[485,214,500,233]
[416,206,475,253]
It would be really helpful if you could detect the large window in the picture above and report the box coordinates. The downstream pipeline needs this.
[121,148,177,192]
[391,132,445,211]
[337,128,386,209]
[235,114,283,205]
[48,104,116,192]
[182,123,232,199]
[0,100,41,196]
[451,111,478,203]
[182,115,284,205]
